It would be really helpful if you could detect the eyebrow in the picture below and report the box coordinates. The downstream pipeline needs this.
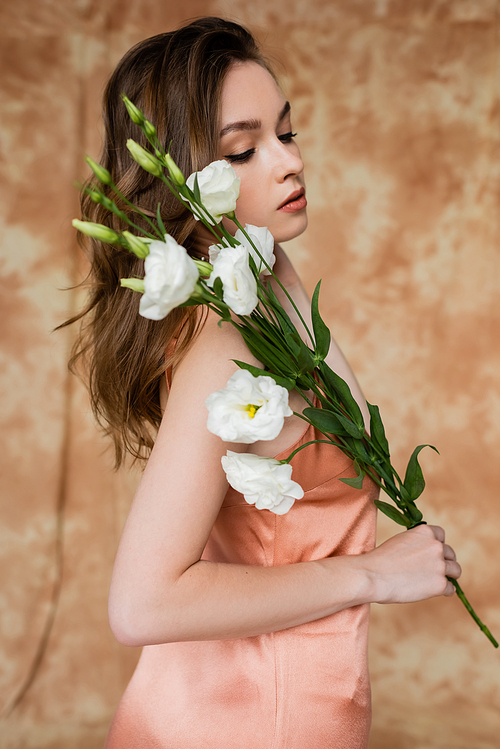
[220,101,291,138]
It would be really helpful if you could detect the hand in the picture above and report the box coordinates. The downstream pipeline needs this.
[364,524,462,605]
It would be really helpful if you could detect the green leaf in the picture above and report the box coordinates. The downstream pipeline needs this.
[302,407,350,436]
[193,173,201,205]
[340,476,365,489]
[212,276,224,300]
[295,377,312,391]
[374,500,413,527]
[238,328,292,376]
[399,484,411,504]
[318,360,364,428]
[403,444,439,501]
[315,390,338,412]
[296,341,316,375]
[339,459,365,489]
[156,204,166,236]
[351,438,371,462]
[335,411,365,439]
[406,503,424,523]
[273,303,297,337]
[367,402,390,457]
[232,360,295,391]
[282,327,302,358]
[271,315,316,375]
[311,280,331,362]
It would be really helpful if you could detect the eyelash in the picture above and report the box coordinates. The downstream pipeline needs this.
[224,132,298,164]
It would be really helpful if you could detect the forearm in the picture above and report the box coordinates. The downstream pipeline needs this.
[110,521,460,648]
[109,553,372,647]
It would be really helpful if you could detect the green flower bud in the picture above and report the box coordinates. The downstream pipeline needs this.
[164,153,185,187]
[143,120,157,139]
[126,139,163,177]
[121,94,144,125]
[72,219,119,244]
[85,156,112,185]
[193,259,213,277]
[122,231,150,259]
[120,277,145,293]
[88,190,103,204]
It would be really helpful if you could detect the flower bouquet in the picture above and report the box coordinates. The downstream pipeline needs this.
[73,95,498,647]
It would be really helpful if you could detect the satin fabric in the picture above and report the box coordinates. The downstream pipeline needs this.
[105,417,378,749]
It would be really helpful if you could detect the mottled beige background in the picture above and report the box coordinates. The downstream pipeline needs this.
[1,0,499,747]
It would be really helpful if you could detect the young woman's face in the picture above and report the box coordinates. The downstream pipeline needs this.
[219,61,307,244]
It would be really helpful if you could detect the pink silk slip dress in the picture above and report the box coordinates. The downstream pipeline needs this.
[105,413,379,749]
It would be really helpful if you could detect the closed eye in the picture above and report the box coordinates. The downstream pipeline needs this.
[224,133,297,164]
[278,131,297,143]
[224,148,255,164]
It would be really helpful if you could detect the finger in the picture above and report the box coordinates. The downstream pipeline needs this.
[443,579,457,597]
[428,525,445,543]
[443,543,456,561]
[445,560,462,580]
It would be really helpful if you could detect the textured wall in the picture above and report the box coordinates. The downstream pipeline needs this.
[1,1,499,747]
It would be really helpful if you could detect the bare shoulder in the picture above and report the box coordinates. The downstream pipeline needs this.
[152,309,260,465]
[169,308,262,402]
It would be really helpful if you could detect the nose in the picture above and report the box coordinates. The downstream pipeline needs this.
[273,139,304,182]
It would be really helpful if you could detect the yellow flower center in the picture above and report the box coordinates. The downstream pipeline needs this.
[245,403,260,419]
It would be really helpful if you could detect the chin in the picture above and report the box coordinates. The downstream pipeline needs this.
[273,214,308,244]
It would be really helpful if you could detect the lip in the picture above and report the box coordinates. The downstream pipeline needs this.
[278,188,307,213]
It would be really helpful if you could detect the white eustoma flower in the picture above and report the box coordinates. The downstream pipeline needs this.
[206,370,292,444]
[186,160,240,224]
[234,225,276,275]
[139,235,199,320]
[209,225,275,276]
[207,243,258,315]
[221,451,304,515]
[208,242,224,265]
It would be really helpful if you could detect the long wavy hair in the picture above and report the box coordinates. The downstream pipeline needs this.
[63,17,274,466]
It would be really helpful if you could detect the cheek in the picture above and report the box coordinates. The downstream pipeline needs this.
[221,180,263,234]
[235,182,266,224]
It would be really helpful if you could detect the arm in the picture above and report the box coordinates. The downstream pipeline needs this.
[108,310,461,648]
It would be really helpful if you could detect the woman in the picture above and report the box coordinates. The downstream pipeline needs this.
[70,17,461,749]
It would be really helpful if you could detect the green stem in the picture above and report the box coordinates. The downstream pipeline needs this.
[363,465,393,496]
[370,461,404,506]
[235,316,294,372]
[256,288,284,330]
[230,215,315,348]
[451,579,499,648]
[291,411,355,454]
[305,372,405,502]
[283,439,335,463]
[107,183,165,238]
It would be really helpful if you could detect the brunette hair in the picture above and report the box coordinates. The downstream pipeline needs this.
[64,17,274,466]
